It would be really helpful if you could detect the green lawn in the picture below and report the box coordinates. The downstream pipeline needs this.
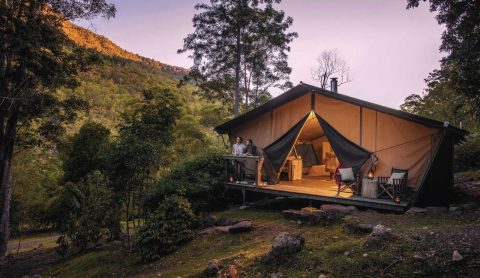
[7,207,480,277]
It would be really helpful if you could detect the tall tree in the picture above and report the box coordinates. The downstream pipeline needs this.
[178,0,297,116]
[107,86,182,241]
[0,0,115,262]
[407,0,480,117]
[311,49,352,90]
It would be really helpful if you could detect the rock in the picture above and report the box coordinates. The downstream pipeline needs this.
[357,223,374,233]
[318,275,328,278]
[362,253,368,257]
[343,216,373,234]
[216,217,235,226]
[228,220,253,233]
[239,205,249,210]
[406,207,427,214]
[425,206,448,213]
[205,259,221,276]
[363,225,392,249]
[200,212,217,228]
[200,226,230,234]
[320,204,357,221]
[282,209,325,224]
[459,203,478,210]
[449,206,461,212]
[452,250,463,262]
[269,232,305,259]
[413,254,426,261]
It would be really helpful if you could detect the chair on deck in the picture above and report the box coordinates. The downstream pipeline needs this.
[377,168,408,200]
[335,165,360,196]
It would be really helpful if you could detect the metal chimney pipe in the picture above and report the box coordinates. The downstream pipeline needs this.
[330,78,338,93]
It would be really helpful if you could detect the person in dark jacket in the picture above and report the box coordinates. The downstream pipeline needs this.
[244,139,257,156]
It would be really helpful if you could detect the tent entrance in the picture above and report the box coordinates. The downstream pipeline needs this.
[276,113,353,197]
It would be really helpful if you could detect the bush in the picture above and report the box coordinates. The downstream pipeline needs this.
[455,134,480,172]
[134,195,195,262]
[143,150,226,213]
[55,171,119,255]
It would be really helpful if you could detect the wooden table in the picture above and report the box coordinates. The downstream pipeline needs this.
[361,178,378,198]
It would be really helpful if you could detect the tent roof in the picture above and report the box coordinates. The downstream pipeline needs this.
[214,82,468,143]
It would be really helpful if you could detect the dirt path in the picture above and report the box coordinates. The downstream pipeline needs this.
[7,234,60,254]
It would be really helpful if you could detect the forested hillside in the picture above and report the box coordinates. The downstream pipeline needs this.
[11,21,229,233]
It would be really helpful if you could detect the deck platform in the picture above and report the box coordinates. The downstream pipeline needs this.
[225,176,409,212]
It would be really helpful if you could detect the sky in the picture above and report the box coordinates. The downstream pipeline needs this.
[77,0,444,109]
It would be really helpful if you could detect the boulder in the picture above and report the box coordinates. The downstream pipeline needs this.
[200,226,230,234]
[343,216,373,234]
[269,232,305,258]
[406,207,427,214]
[282,209,325,224]
[425,206,448,213]
[228,220,253,233]
[205,259,221,276]
[320,204,357,221]
[452,250,463,262]
[216,217,235,226]
[363,224,392,249]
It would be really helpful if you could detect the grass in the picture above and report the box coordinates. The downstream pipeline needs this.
[7,207,480,277]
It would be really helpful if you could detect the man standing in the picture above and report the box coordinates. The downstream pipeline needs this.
[232,137,246,182]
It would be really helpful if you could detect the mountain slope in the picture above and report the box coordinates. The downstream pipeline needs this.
[62,21,189,79]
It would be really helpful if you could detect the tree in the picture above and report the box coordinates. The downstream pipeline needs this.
[107,86,182,240]
[61,122,111,183]
[407,0,480,117]
[311,50,352,90]
[55,171,117,255]
[178,0,297,116]
[400,70,478,131]
[0,0,115,262]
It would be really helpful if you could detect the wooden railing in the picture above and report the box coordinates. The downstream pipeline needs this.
[223,155,262,186]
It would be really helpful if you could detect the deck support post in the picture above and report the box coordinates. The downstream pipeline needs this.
[242,189,246,205]
[309,200,312,207]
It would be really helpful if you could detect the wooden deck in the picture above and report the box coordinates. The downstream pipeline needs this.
[225,176,409,212]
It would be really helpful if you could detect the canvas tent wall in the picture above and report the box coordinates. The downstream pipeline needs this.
[216,83,467,203]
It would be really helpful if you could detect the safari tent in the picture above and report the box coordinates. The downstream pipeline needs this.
[215,83,467,211]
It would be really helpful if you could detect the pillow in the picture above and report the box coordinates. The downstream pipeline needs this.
[338,168,355,182]
[387,172,406,185]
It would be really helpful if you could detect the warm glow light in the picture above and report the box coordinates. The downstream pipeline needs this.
[367,169,374,179]
[395,196,401,204]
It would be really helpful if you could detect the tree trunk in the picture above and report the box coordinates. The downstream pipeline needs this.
[0,111,17,263]
[125,192,130,242]
[234,26,241,117]
[0,155,12,263]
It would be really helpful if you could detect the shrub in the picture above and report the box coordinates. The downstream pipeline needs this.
[143,150,226,213]
[134,195,195,262]
[455,134,480,172]
[55,171,118,255]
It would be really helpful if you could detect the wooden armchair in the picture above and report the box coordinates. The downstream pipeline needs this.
[335,165,360,196]
[377,168,408,200]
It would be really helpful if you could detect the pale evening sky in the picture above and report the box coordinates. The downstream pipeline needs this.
[77,0,444,109]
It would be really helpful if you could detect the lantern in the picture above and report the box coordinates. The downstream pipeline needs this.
[367,169,374,179]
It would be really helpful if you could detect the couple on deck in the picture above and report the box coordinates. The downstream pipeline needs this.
[232,136,258,156]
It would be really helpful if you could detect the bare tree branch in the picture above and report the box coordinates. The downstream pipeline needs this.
[311,49,352,90]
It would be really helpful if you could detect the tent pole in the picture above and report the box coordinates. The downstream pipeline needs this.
[242,189,246,205]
